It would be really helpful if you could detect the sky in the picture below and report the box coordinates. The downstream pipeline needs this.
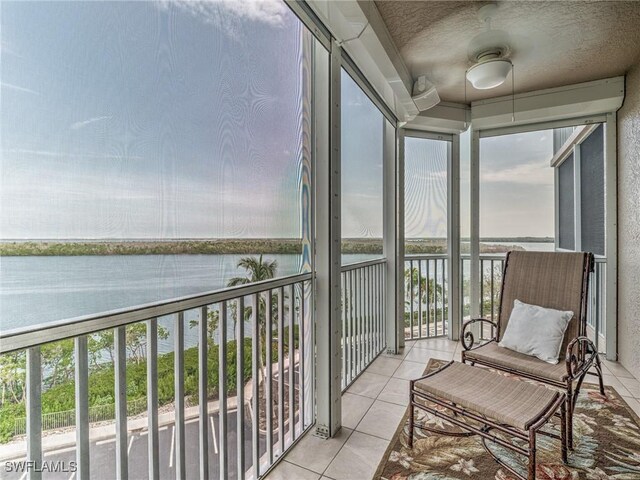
[1,0,554,241]
[1,0,309,239]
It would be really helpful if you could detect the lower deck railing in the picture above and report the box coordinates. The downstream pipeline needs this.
[404,254,448,340]
[340,259,387,390]
[463,253,607,344]
[0,273,313,480]
[409,252,607,346]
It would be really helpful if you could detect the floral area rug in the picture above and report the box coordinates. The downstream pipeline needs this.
[374,359,640,480]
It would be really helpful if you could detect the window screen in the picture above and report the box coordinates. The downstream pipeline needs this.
[558,154,575,250]
[579,125,605,255]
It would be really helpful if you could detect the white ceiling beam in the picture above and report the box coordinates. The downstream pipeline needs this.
[306,0,419,123]
[471,76,625,130]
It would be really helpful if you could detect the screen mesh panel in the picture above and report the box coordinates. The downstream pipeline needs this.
[558,154,575,250]
[579,125,605,256]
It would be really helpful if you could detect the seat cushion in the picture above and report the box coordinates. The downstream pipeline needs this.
[413,361,560,431]
[463,341,569,383]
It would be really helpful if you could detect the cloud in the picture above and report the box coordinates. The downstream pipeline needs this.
[70,116,111,130]
[157,0,288,36]
[1,82,39,95]
[481,160,553,186]
[4,148,141,160]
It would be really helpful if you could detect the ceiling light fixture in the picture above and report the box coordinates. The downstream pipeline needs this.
[466,50,512,90]
[464,3,517,122]
[466,4,512,90]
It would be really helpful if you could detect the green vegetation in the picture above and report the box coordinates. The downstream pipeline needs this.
[0,237,552,257]
[0,239,304,256]
[0,254,300,444]
[0,335,300,443]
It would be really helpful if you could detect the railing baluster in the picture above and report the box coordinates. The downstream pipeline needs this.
[367,267,375,363]
[277,287,285,455]
[426,258,436,338]
[490,260,495,323]
[355,269,361,373]
[341,272,346,389]
[219,303,228,480]
[409,259,414,339]
[361,266,365,368]
[147,319,159,480]
[265,291,273,464]
[288,284,295,445]
[374,264,379,353]
[175,313,186,480]
[480,259,485,321]
[26,346,42,480]
[75,336,90,480]
[299,283,305,430]
[435,260,439,336]
[251,294,260,479]
[365,266,370,363]
[199,307,209,480]
[442,258,447,335]
[115,326,128,480]
[236,297,245,479]
[349,270,355,382]
[345,271,350,385]
[417,260,422,338]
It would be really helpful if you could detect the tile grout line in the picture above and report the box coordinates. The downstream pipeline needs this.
[319,343,418,477]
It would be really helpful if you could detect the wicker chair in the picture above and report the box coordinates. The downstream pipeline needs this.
[461,250,605,450]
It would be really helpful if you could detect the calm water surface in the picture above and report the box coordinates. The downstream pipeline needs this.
[0,253,374,334]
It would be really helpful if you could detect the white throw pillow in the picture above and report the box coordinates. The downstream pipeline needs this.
[498,299,574,364]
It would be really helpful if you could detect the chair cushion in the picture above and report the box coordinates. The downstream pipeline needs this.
[463,341,569,383]
[413,361,560,431]
[499,299,573,364]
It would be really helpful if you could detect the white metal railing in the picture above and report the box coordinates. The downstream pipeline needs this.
[461,253,607,344]
[0,272,313,480]
[587,257,607,350]
[340,258,386,390]
[404,254,448,340]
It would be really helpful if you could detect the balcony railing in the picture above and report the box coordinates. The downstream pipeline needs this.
[404,254,448,340]
[409,252,607,346]
[0,272,313,480]
[463,253,607,344]
[340,258,387,390]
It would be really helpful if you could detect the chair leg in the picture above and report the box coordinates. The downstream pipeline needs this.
[408,396,414,448]
[560,399,568,464]
[566,384,574,451]
[528,428,536,480]
[594,354,606,396]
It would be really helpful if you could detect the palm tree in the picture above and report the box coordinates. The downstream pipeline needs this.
[227,254,278,286]
[404,266,444,335]
[226,255,279,393]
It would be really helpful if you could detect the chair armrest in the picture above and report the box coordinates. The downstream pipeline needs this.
[461,318,499,351]
[565,336,599,381]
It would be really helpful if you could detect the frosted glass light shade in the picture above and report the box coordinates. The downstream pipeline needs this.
[466,59,512,90]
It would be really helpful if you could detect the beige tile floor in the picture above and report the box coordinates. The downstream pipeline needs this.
[266,338,640,480]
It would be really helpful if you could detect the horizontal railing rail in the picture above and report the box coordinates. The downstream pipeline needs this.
[0,271,312,353]
[340,258,386,390]
[340,257,386,272]
[0,273,314,480]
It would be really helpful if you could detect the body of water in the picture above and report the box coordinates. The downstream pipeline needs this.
[0,245,550,335]
[0,253,375,335]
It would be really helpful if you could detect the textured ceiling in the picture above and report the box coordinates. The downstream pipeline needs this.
[375,0,640,103]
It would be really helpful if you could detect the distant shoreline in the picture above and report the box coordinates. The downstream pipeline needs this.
[0,237,553,256]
